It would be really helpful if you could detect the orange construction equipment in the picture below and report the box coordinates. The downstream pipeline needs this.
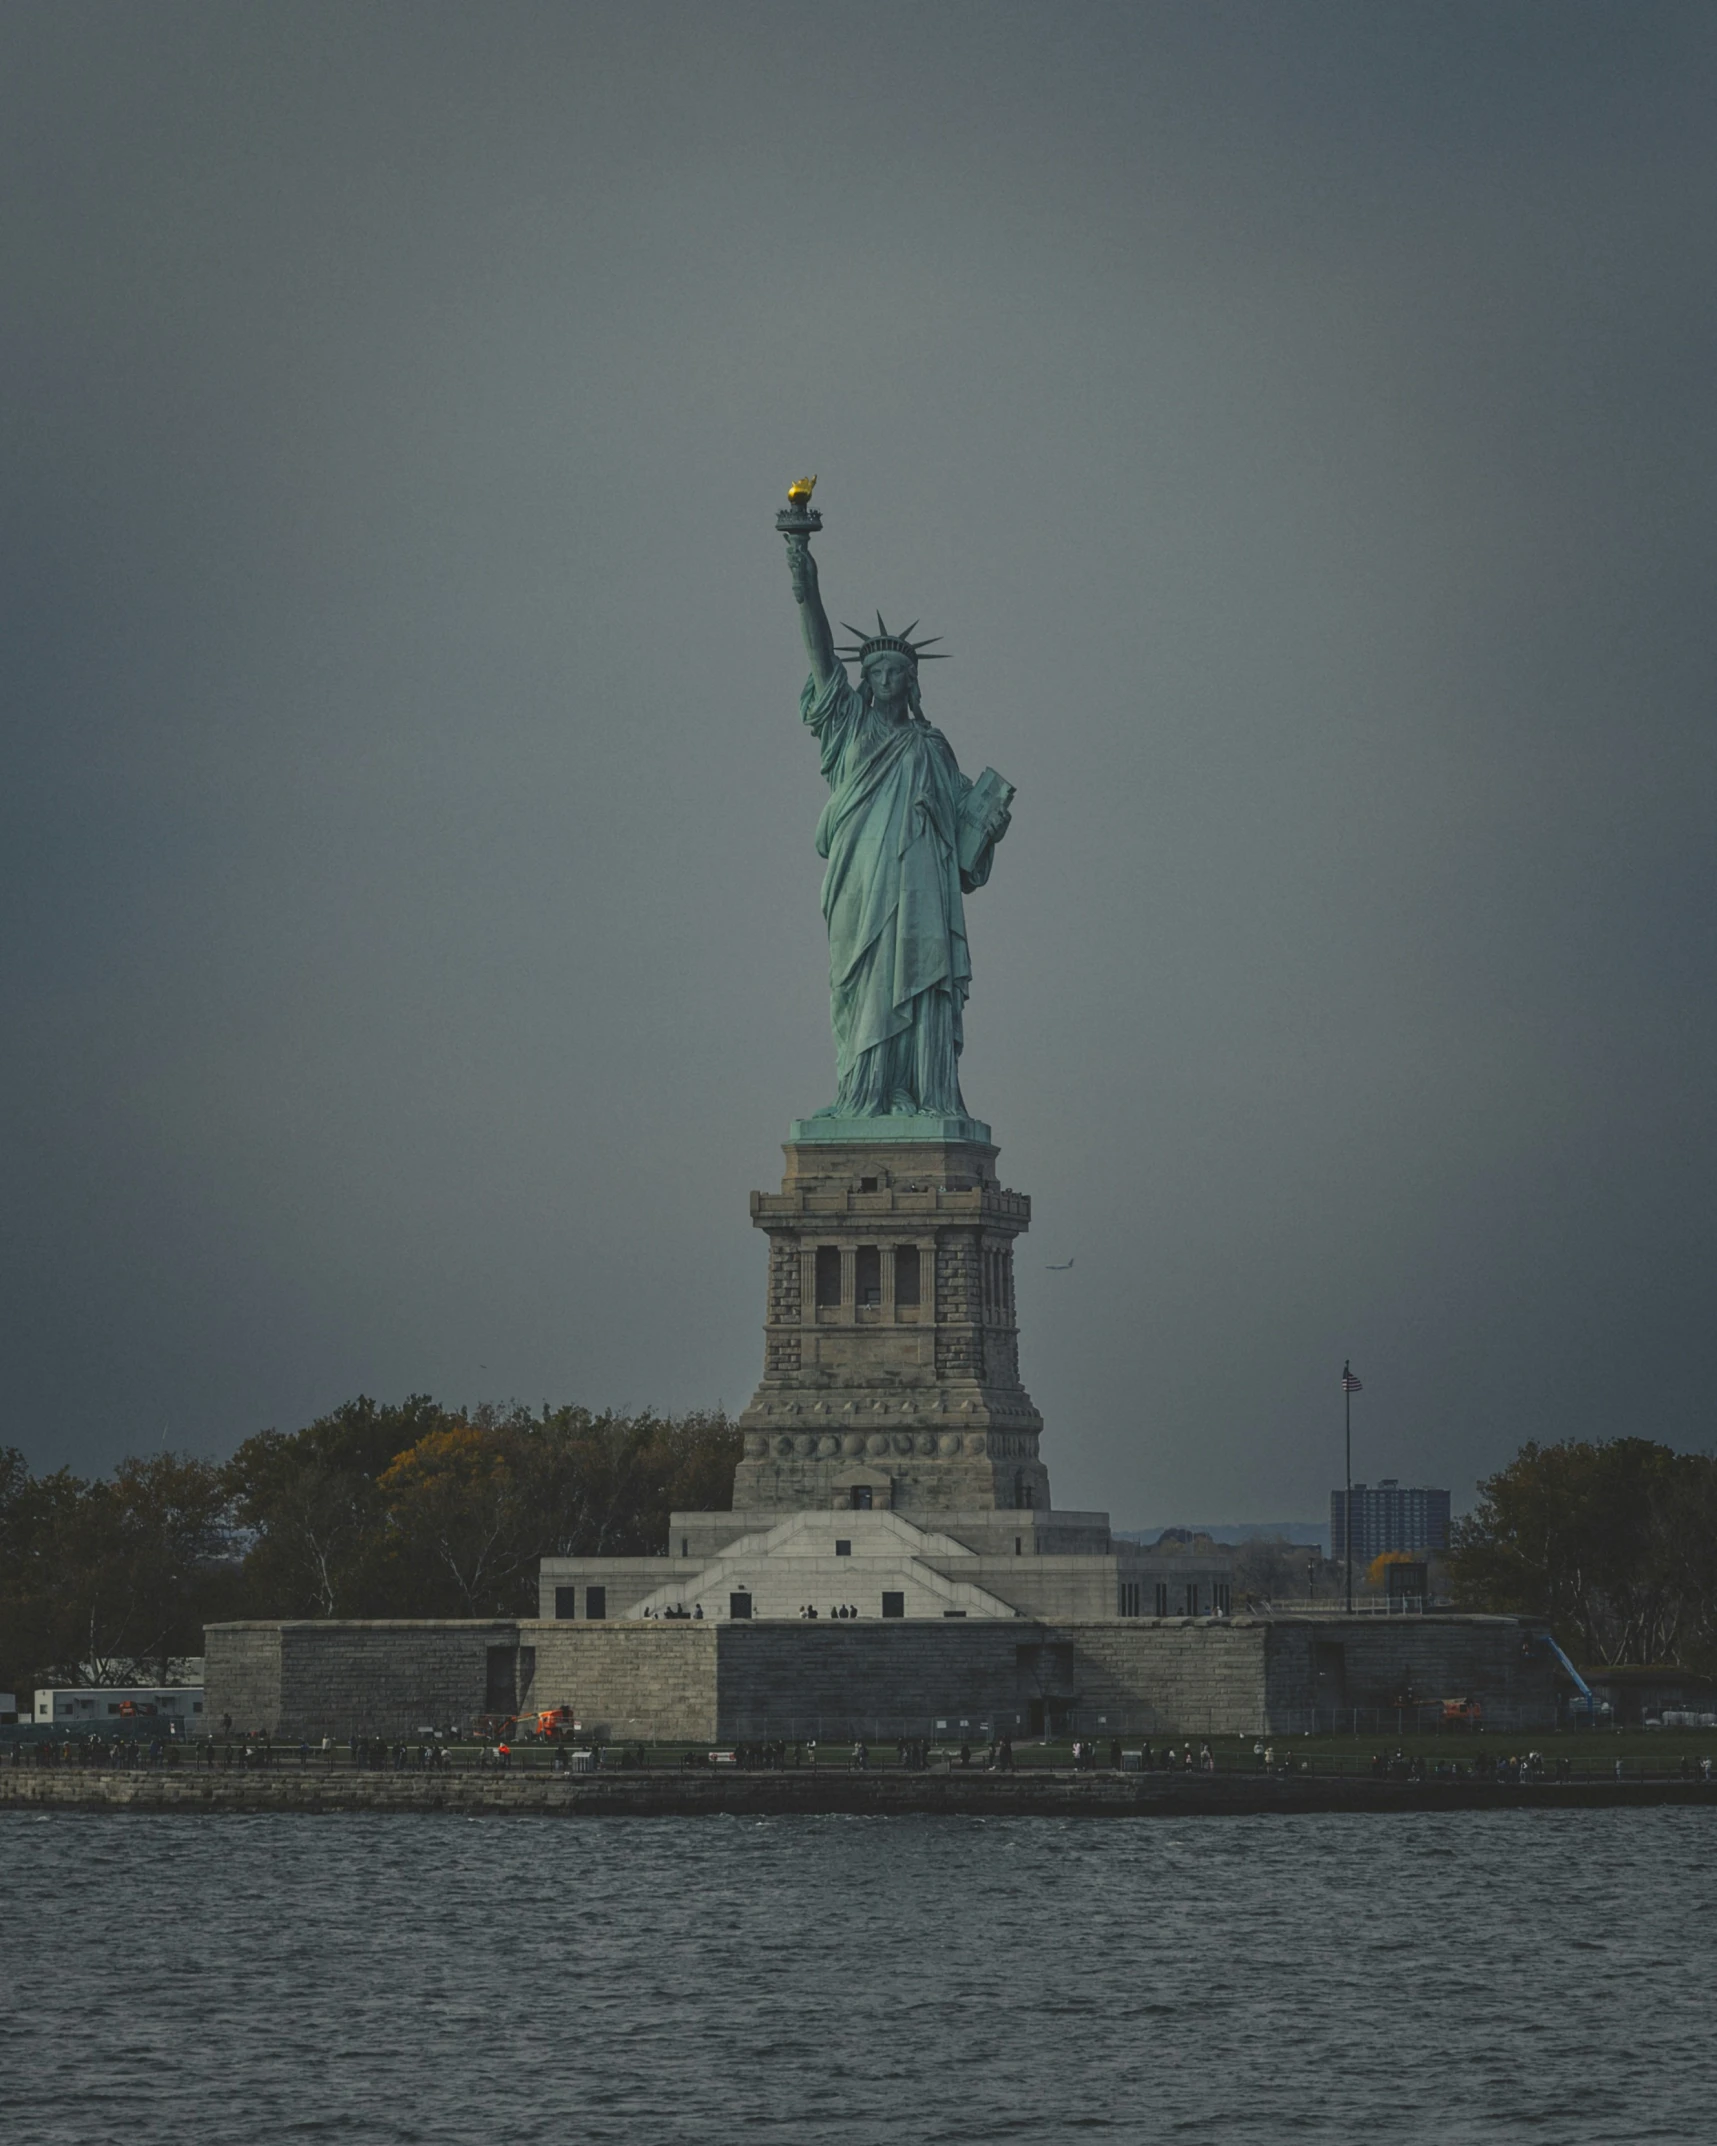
[1441,1697,1483,1726]
[535,1707,580,1737]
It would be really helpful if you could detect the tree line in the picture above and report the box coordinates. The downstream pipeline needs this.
[0,1397,739,1697]
[4,1417,1713,1701]
[1446,1436,1717,1674]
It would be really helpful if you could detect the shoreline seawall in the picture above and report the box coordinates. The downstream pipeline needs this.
[4,1769,1715,1819]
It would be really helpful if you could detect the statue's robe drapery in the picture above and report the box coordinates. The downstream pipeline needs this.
[802,667,1003,1116]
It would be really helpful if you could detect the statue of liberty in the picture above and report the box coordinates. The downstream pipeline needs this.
[779,479,1013,1124]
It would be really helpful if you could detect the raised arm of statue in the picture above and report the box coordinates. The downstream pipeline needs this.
[784,534,839,693]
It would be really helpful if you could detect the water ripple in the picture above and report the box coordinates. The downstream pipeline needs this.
[2,1808,1713,2144]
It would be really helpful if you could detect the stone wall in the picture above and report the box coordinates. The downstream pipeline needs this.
[1262,1617,1557,1731]
[1065,1623,1271,1736]
[1037,1618,1552,1738]
[204,1624,282,1733]
[714,1620,1274,1741]
[205,1613,1552,1744]
[714,1619,1029,1741]
[956,1557,1122,1621]
[207,1621,520,1739]
[527,1623,718,1742]
[283,1622,518,1738]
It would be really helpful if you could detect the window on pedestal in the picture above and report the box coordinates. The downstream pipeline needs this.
[850,1485,873,1511]
[554,1587,577,1620]
[1154,1583,1169,1617]
[815,1245,841,1307]
[586,1586,606,1620]
[894,1243,921,1306]
[856,1244,881,1307]
[1119,1581,1142,1617]
[881,1592,905,1618]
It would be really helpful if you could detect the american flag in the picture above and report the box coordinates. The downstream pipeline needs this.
[1342,1363,1363,1393]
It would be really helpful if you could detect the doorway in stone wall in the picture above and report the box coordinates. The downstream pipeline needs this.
[484,1645,517,1715]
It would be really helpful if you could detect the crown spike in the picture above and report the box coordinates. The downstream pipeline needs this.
[837,613,952,669]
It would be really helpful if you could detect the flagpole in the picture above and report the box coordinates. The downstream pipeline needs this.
[1343,1362,1353,1614]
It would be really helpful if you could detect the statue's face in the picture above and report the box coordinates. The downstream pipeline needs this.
[863,653,914,710]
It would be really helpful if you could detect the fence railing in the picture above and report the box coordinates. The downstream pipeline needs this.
[1246,1596,1434,1616]
[6,1742,1713,1788]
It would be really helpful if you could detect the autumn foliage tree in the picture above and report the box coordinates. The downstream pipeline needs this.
[226,1394,461,1618]
[226,1397,740,1618]
[373,1405,742,1615]
[378,1419,542,1615]
[0,1399,741,1695]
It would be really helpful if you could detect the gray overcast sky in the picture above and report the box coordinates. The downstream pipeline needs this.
[4,1,1714,1523]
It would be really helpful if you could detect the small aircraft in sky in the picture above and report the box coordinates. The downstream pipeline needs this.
[1046,1257,1075,1271]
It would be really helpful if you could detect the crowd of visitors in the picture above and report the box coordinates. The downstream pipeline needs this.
[9,1728,1714,1784]
[12,1735,178,1768]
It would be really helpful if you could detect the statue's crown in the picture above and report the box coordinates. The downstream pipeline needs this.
[836,613,949,668]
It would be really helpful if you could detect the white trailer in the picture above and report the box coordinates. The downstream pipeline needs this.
[33,1687,205,1728]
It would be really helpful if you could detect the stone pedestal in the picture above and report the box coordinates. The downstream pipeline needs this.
[734,1126,1050,1515]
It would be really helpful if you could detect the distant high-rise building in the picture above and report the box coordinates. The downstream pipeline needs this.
[1331,1479,1450,1563]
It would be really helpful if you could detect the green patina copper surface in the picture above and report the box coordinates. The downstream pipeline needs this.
[787,1111,993,1144]
[781,489,1013,1136]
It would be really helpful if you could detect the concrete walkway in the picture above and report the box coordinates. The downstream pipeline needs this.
[4,1769,1715,1819]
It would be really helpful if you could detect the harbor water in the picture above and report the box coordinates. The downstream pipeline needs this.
[4,1805,1713,2143]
